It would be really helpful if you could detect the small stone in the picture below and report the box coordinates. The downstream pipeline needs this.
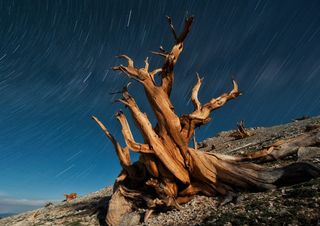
[84,216,91,222]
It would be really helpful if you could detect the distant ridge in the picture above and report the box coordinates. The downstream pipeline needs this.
[0,213,16,219]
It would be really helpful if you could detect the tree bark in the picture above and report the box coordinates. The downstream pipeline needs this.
[92,16,320,225]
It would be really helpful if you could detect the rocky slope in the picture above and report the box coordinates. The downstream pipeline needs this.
[1,116,319,226]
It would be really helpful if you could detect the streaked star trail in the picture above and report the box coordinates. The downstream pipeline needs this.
[0,0,319,213]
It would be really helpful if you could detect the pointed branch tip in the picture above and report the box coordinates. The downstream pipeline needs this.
[144,57,149,70]
[195,72,204,82]
[151,51,167,58]
[166,16,178,41]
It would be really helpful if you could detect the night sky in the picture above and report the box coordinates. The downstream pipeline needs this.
[1,0,320,213]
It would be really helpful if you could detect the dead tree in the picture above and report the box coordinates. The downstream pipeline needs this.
[92,17,320,225]
[230,120,253,139]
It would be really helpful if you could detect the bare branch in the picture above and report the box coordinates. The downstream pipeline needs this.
[144,57,149,71]
[112,65,140,80]
[166,16,194,43]
[112,55,148,81]
[116,86,161,148]
[166,16,178,41]
[150,68,162,77]
[117,55,134,67]
[151,46,170,58]
[177,16,194,43]
[149,68,162,84]
[159,45,168,53]
[115,111,153,154]
[92,116,131,168]
[159,16,194,96]
[151,51,168,58]
[181,80,241,143]
[193,130,198,150]
[116,86,190,184]
[191,73,203,111]
[204,79,241,111]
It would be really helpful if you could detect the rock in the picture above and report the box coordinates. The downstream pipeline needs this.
[1,117,320,226]
[298,147,320,161]
[11,221,33,226]
[44,202,53,207]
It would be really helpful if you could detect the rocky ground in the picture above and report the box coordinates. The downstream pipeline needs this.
[1,116,319,226]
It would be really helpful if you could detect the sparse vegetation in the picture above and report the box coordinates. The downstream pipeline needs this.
[1,118,319,225]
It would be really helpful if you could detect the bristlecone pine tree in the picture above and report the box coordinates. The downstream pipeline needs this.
[92,17,320,225]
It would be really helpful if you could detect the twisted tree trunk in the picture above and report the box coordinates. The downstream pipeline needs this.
[92,17,320,225]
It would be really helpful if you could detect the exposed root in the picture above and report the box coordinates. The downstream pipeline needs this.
[92,16,320,225]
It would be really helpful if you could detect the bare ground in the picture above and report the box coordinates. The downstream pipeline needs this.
[1,116,319,226]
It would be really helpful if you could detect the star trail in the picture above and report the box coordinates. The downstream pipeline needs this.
[0,0,320,213]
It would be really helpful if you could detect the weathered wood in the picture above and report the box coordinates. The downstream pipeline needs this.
[106,187,133,226]
[92,16,320,225]
[230,120,253,139]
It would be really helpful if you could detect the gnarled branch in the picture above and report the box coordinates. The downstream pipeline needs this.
[116,85,156,143]
[115,111,153,154]
[152,16,194,96]
[204,80,240,111]
[112,55,154,82]
[191,79,240,123]
[95,16,320,226]
[92,116,131,168]
[166,16,194,43]
[191,73,203,111]
[116,85,190,184]
[230,120,253,139]
[181,79,241,142]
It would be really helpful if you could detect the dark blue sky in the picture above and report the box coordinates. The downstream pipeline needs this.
[1,0,320,213]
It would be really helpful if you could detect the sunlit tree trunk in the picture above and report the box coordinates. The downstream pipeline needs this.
[92,17,320,225]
